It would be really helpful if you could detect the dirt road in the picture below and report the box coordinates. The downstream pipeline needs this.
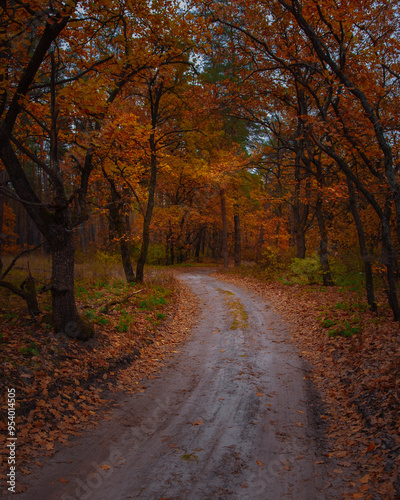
[18,270,331,500]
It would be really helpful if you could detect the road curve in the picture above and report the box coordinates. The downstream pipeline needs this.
[18,269,329,500]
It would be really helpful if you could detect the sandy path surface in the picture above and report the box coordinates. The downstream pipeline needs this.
[17,269,330,500]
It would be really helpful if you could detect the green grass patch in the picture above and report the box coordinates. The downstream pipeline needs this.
[334,301,369,312]
[19,341,40,357]
[117,310,134,333]
[320,315,362,338]
[139,295,167,310]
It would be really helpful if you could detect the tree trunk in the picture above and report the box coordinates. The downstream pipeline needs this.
[382,200,400,321]
[22,274,41,316]
[166,228,175,265]
[220,189,228,268]
[315,197,334,286]
[295,225,306,259]
[195,227,204,262]
[136,136,157,283]
[51,233,93,340]
[234,206,241,266]
[346,177,377,311]
[256,224,264,263]
[120,239,135,283]
[292,90,310,260]
[107,180,135,283]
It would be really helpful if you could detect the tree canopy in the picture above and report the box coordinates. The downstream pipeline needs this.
[1,0,400,332]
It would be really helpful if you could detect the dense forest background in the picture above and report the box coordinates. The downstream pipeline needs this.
[1,0,400,337]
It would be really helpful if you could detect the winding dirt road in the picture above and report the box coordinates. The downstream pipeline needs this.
[19,270,332,500]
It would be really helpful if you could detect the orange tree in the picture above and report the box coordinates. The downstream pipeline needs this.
[196,0,400,318]
[0,0,201,337]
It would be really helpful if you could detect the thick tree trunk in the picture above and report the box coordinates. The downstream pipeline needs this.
[295,226,306,259]
[346,178,377,311]
[0,136,91,338]
[220,189,228,268]
[234,209,241,267]
[51,233,93,340]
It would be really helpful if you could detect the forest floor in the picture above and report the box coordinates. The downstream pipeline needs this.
[0,266,198,495]
[0,264,399,499]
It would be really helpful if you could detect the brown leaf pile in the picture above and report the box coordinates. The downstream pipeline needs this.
[216,270,400,500]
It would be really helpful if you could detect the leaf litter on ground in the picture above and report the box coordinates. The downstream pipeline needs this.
[0,270,198,487]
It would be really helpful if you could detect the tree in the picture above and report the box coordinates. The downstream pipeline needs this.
[0,0,199,336]
[198,0,400,318]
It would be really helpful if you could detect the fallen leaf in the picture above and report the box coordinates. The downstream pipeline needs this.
[192,420,203,426]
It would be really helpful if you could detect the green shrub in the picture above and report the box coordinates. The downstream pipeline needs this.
[139,295,167,310]
[329,321,362,338]
[146,244,167,265]
[320,316,362,338]
[117,310,134,333]
[321,318,336,328]
[290,254,322,284]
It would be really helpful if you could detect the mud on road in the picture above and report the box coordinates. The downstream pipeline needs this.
[18,269,334,500]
